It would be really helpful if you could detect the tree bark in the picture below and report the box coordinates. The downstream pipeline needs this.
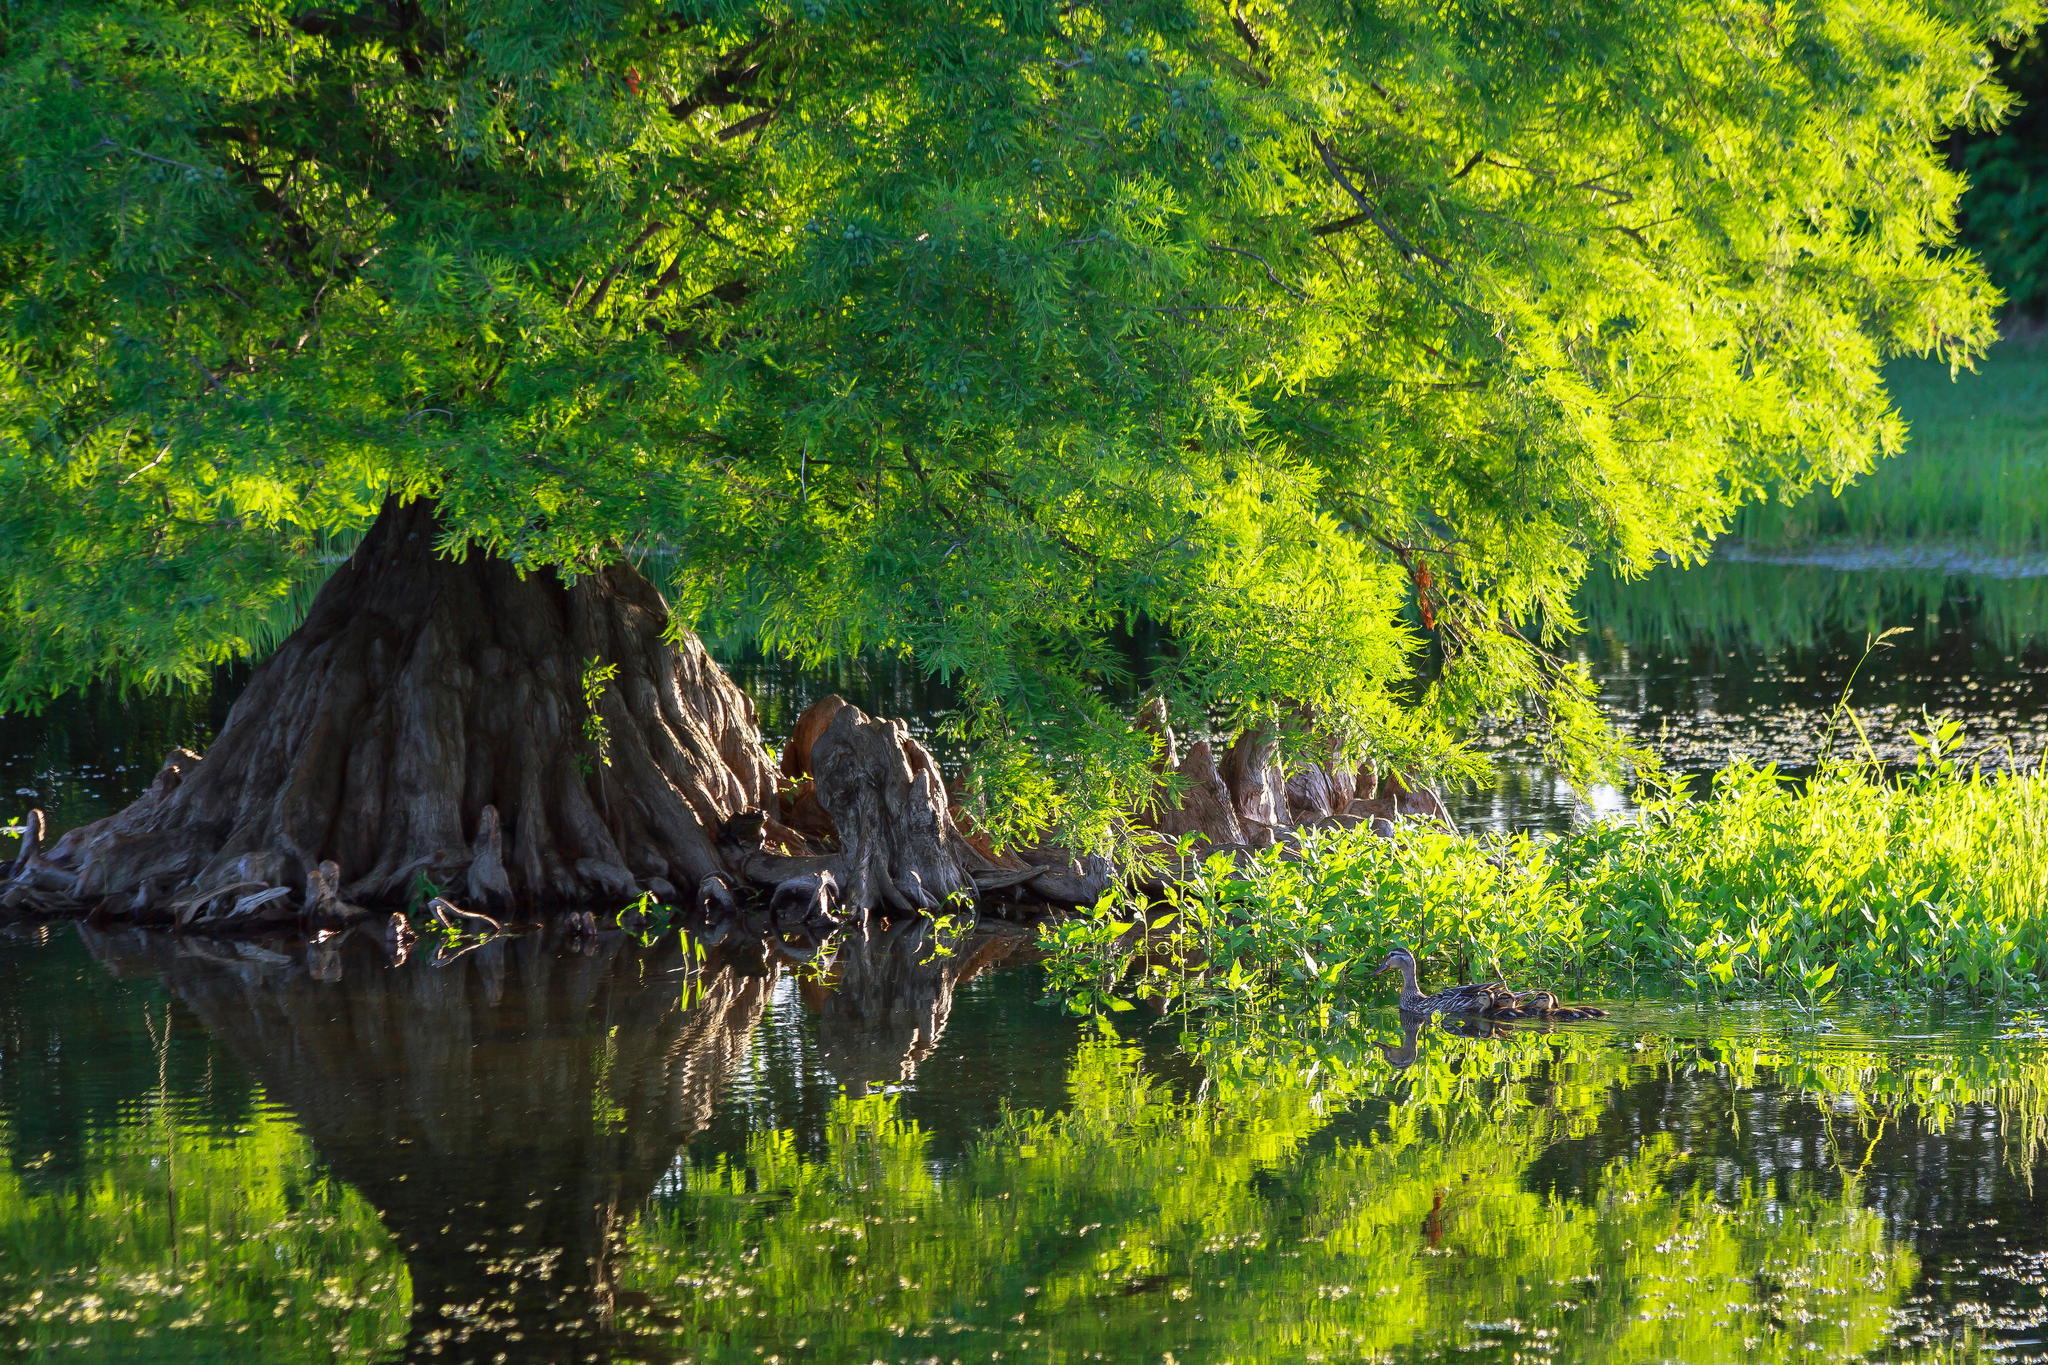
[3,498,785,925]
[0,497,1456,934]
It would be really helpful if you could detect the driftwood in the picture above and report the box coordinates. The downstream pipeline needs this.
[1,498,1455,938]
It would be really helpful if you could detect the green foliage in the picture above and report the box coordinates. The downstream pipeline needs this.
[1049,750,2048,1022]
[0,0,2033,837]
[1954,31,2048,313]
[579,654,617,771]
[1729,336,2048,552]
[1575,753,2048,999]
[405,868,444,915]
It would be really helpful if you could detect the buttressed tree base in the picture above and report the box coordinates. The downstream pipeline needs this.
[1,499,994,926]
[2,498,1439,931]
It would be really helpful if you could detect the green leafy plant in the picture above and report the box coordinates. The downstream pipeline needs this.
[581,656,618,773]
[406,870,445,916]
[1047,741,2048,1032]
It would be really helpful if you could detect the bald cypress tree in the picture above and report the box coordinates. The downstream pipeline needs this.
[0,0,2029,921]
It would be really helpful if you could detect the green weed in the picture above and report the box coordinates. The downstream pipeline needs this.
[1046,751,2048,1025]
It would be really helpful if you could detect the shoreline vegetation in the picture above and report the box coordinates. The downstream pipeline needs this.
[1732,336,2048,555]
[1046,742,2048,1025]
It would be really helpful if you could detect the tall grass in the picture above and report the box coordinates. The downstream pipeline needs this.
[1046,753,2048,1019]
[1734,336,2048,551]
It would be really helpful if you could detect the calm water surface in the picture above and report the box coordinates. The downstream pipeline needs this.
[5,560,2048,1362]
[4,925,2048,1363]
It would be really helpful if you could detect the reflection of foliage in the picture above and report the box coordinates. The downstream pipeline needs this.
[0,1047,407,1359]
[625,1030,1912,1363]
[11,929,2048,1360]
[1051,762,2048,1017]
[1577,553,2048,656]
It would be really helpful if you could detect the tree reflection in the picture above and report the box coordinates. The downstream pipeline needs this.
[82,927,775,1362]
[7,927,2042,1362]
[69,919,1016,1362]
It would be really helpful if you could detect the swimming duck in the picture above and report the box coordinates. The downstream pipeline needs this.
[1497,988,1608,1021]
[1370,947,1608,1020]
[1370,945,1515,1017]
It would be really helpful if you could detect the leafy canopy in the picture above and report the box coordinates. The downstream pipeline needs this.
[0,0,2033,840]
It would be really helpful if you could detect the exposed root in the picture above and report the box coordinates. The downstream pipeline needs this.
[0,505,1458,942]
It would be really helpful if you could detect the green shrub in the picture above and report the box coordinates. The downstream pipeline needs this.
[1046,750,2048,1022]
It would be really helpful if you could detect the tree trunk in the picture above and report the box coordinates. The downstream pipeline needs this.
[4,498,787,925]
[0,497,1457,933]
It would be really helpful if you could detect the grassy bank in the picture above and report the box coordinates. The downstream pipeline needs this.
[1045,754,2048,1022]
[1732,336,2048,552]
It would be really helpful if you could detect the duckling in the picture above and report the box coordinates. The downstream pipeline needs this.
[1498,988,1608,1021]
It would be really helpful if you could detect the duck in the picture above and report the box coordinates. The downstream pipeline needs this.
[1496,988,1608,1021]
[1369,945,1515,1017]
[1369,946,1608,1020]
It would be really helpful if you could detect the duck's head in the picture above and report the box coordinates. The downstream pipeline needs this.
[1370,945,1417,977]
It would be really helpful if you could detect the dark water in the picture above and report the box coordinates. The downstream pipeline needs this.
[1467,561,2048,832]
[4,924,2048,1363]
[5,559,2048,1362]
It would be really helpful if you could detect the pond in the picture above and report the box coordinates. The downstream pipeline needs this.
[4,922,2048,1363]
[3,557,2048,1362]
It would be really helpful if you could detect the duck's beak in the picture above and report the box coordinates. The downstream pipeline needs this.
[1370,959,1396,976]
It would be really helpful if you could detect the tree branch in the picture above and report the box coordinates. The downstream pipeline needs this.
[1307,133,1449,268]
[1205,242,1306,300]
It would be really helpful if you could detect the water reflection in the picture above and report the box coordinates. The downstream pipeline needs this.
[82,927,754,1361]
[65,920,1038,1363]
[1465,562,2048,832]
[5,927,2048,1362]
